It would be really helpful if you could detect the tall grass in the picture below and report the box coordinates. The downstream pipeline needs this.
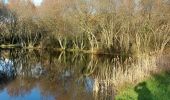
[0,1,169,56]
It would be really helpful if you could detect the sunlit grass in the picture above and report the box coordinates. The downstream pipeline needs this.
[115,72,170,100]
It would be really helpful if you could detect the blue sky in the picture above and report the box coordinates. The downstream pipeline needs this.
[4,0,43,6]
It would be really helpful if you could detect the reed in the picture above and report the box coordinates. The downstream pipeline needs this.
[0,1,170,56]
[89,54,159,98]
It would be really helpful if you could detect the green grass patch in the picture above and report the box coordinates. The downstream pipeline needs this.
[116,72,170,100]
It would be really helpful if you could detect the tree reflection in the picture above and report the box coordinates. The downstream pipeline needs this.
[7,77,36,97]
[0,49,150,100]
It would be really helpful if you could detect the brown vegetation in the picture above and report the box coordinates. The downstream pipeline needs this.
[0,0,169,55]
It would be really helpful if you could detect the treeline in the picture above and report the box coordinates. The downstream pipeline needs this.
[0,0,170,55]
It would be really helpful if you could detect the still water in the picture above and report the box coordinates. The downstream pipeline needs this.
[0,49,116,100]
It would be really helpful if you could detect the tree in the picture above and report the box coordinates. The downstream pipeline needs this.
[8,0,36,19]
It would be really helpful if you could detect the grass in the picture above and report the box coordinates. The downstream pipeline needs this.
[115,71,170,100]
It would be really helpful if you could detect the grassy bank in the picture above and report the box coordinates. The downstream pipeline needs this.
[115,71,170,100]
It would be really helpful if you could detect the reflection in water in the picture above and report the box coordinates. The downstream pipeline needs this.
[0,58,14,78]
[0,49,98,100]
[0,49,157,100]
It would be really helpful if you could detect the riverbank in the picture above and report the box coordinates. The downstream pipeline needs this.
[0,44,128,56]
[115,49,170,100]
[115,71,170,100]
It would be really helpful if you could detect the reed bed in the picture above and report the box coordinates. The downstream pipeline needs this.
[90,54,161,99]
[0,1,170,56]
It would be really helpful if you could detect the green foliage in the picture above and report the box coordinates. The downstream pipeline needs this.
[116,72,170,100]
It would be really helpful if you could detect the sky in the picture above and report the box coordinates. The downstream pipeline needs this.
[32,0,43,6]
[4,0,43,6]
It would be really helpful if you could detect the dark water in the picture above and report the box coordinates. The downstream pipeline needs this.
[0,49,117,100]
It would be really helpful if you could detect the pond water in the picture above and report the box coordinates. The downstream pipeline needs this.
[0,49,116,100]
[0,49,167,100]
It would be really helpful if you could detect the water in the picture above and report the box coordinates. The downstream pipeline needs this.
[0,49,116,100]
[0,49,165,100]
